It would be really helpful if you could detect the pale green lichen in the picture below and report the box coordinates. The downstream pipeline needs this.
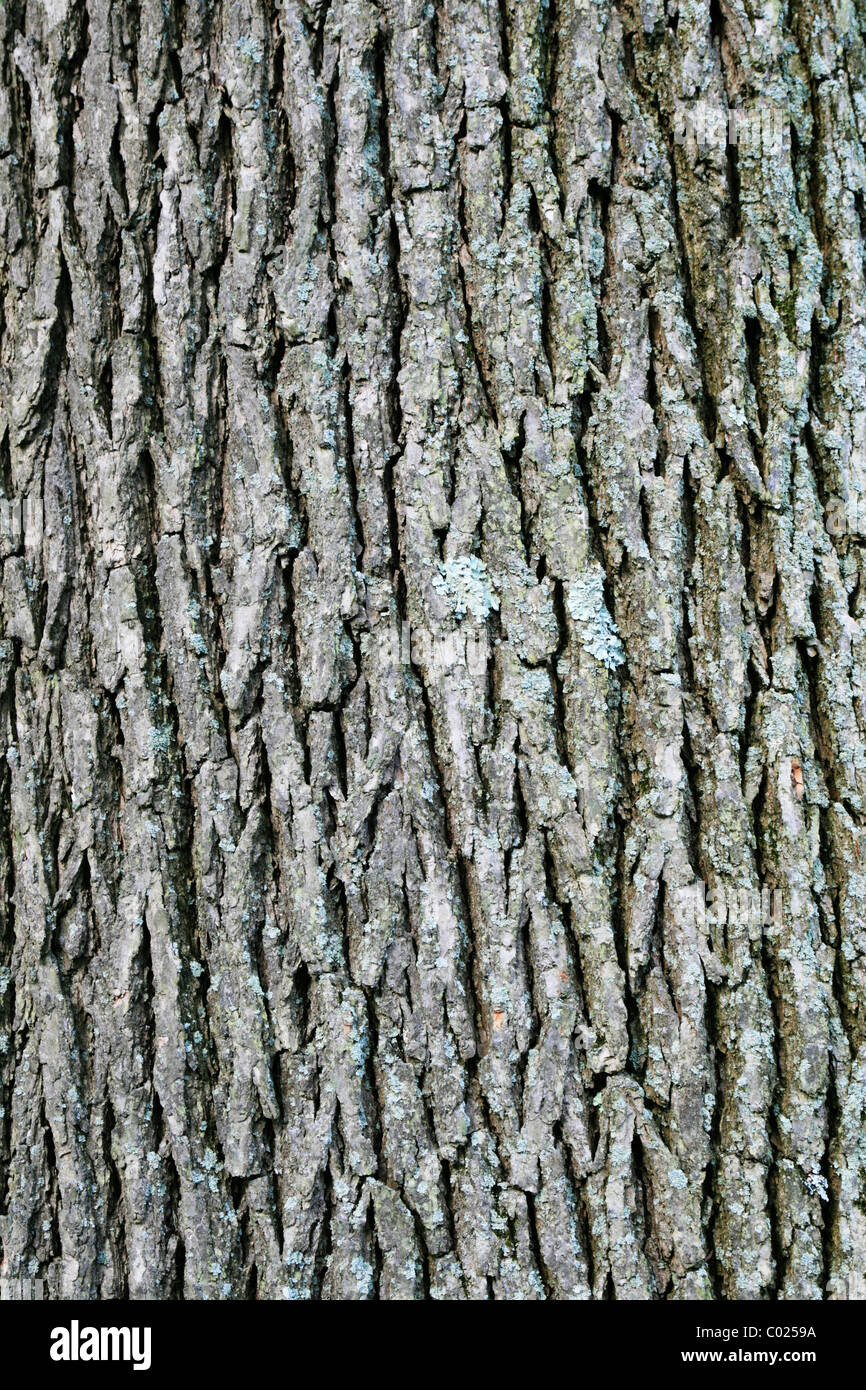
[566,567,625,670]
[433,555,500,621]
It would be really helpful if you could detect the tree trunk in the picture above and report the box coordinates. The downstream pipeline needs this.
[0,0,864,1301]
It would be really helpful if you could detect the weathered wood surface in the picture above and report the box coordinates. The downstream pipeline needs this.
[1,0,865,1299]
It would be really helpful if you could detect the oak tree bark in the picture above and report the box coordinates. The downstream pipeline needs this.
[1,0,865,1300]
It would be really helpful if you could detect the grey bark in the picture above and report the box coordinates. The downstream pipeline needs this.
[0,0,865,1300]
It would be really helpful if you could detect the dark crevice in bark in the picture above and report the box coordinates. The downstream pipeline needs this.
[455,115,498,426]
[38,1088,63,1276]
[101,1095,128,1297]
[525,1190,551,1299]
[752,765,784,1297]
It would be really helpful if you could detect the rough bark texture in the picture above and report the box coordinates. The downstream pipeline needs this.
[1,0,865,1301]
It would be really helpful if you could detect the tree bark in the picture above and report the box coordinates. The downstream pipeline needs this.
[0,0,865,1301]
